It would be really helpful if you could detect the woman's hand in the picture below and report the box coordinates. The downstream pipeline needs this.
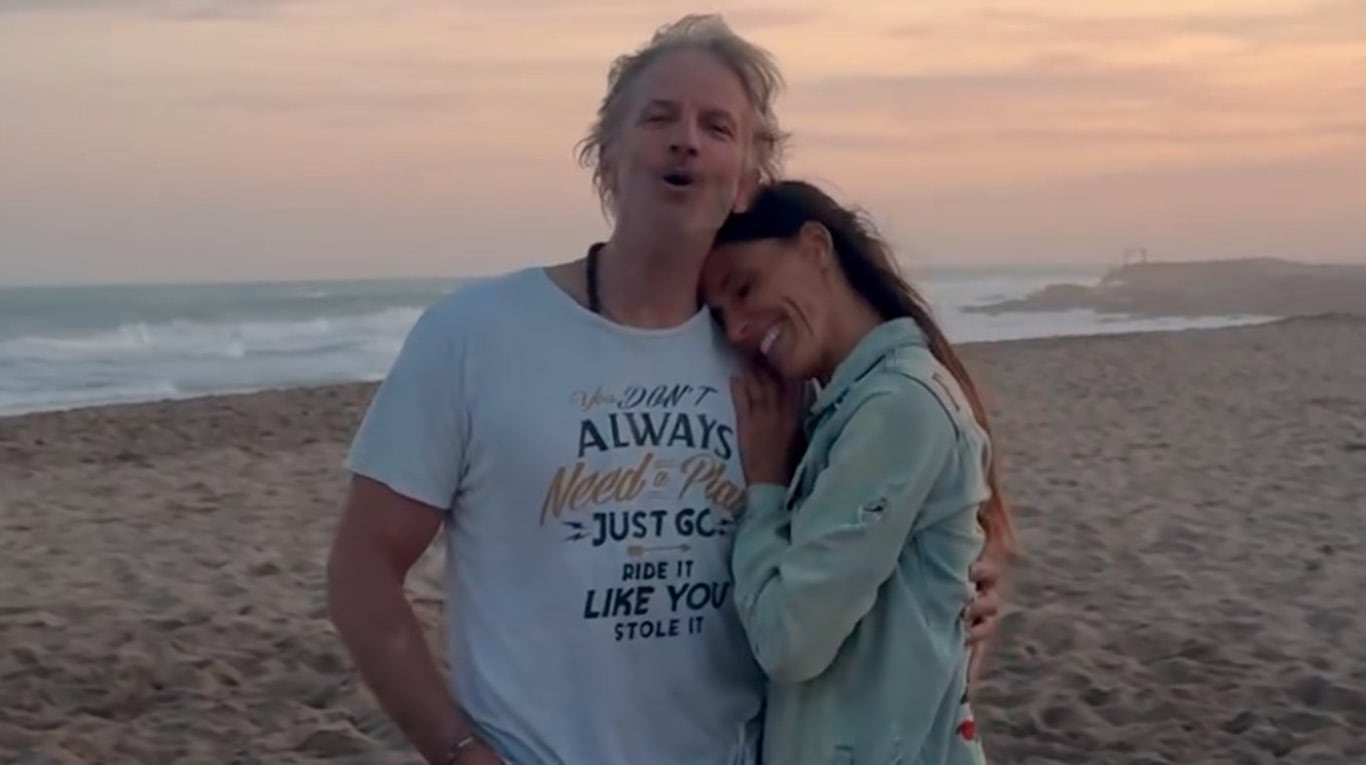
[731,360,806,487]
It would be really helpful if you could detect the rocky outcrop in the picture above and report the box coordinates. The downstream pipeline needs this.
[967,258,1366,319]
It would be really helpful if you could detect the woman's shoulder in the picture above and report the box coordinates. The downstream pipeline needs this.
[851,348,980,440]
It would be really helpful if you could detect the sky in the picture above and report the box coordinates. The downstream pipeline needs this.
[2,0,1364,286]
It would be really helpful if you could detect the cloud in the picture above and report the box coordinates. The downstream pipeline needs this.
[201,54,608,121]
[167,0,315,21]
[786,44,1363,157]
[139,0,832,31]
[0,0,320,20]
[344,53,607,83]
[799,122,1366,154]
[776,48,1364,197]
[448,1,822,31]
[796,57,1209,115]
[886,147,1366,253]
[888,1,1366,46]
[0,0,130,10]
[195,88,469,117]
[1331,121,1366,138]
[717,6,823,31]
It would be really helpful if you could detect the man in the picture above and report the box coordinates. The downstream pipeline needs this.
[326,14,1004,765]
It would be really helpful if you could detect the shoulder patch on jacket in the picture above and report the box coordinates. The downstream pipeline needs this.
[930,369,965,414]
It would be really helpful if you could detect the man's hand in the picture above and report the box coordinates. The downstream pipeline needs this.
[328,475,472,765]
[962,555,1005,691]
[963,557,1003,646]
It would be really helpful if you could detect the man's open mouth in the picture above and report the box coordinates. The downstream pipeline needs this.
[662,171,695,188]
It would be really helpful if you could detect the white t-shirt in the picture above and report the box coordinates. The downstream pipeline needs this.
[344,266,765,765]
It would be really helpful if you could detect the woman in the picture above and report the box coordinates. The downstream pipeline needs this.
[701,180,1014,764]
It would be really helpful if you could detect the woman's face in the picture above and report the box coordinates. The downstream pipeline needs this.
[701,223,834,379]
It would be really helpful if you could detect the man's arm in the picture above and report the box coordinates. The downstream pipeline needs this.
[327,475,497,764]
[327,296,498,764]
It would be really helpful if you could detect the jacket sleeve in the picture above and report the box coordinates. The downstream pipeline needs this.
[731,382,958,683]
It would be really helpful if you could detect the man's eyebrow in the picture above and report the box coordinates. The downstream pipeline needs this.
[701,107,738,124]
[641,99,738,123]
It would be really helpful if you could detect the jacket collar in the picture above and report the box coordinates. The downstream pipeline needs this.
[807,317,929,426]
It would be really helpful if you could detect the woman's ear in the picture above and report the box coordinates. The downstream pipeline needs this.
[798,221,836,273]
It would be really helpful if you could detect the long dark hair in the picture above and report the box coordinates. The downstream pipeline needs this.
[714,180,1015,560]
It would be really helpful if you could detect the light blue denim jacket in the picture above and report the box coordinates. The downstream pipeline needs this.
[734,318,992,765]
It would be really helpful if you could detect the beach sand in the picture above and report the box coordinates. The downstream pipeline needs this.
[2,315,1363,764]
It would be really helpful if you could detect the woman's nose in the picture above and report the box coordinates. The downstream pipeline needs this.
[727,317,755,348]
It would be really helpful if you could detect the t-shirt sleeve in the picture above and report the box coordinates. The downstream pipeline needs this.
[343,302,470,512]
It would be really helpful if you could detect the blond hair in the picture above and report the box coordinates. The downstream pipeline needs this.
[575,14,789,214]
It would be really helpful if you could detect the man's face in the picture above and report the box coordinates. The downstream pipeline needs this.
[605,48,756,238]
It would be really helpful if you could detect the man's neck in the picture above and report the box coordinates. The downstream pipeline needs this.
[594,223,711,329]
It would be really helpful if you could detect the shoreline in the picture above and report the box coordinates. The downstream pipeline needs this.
[0,313,1300,424]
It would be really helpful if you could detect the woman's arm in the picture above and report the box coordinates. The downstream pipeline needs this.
[731,384,959,683]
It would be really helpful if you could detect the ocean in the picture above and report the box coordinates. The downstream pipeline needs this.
[0,266,1271,416]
